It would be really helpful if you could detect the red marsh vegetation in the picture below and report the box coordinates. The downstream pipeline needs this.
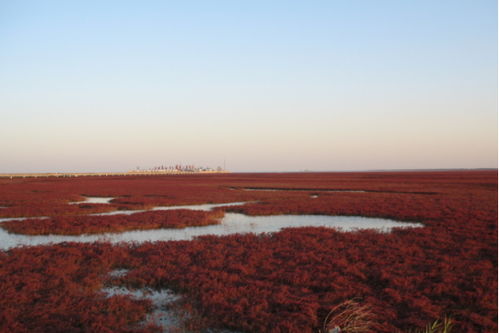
[0,170,496,332]
[1,209,225,235]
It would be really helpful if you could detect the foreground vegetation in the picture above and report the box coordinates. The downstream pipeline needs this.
[0,171,496,332]
[2,209,224,235]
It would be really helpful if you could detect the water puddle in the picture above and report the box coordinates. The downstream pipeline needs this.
[241,187,366,193]
[241,188,280,192]
[0,202,249,221]
[102,285,239,332]
[92,201,249,216]
[102,286,182,330]
[0,213,422,250]
[151,202,248,212]
[108,268,130,278]
[0,216,48,223]
[238,188,437,195]
[70,196,116,204]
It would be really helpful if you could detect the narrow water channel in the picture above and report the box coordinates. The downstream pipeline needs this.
[0,212,422,250]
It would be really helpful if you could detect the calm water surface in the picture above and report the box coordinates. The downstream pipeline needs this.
[0,212,422,250]
[242,188,366,193]
[70,196,116,204]
[93,201,248,216]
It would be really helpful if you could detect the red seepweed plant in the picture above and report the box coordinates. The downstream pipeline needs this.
[0,171,496,332]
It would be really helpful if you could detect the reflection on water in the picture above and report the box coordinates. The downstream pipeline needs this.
[0,213,422,250]
[93,202,249,216]
[70,196,115,204]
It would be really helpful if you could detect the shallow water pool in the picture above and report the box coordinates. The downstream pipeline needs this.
[92,201,249,216]
[0,213,422,250]
[70,196,116,204]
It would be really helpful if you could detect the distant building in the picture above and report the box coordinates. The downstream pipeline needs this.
[129,163,227,174]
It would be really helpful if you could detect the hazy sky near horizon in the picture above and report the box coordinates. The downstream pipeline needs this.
[1,0,497,172]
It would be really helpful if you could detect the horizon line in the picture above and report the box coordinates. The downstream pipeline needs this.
[0,167,497,178]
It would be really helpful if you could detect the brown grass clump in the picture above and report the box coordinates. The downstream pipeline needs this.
[409,316,453,333]
[320,299,377,333]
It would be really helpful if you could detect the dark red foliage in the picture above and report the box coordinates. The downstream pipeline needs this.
[0,171,496,332]
[2,209,224,235]
[0,243,160,333]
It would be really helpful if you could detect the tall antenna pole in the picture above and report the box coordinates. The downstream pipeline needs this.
[224,157,226,171]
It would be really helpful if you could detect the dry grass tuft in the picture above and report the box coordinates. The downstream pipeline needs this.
[409,316,453,333]
[320,299,376,333]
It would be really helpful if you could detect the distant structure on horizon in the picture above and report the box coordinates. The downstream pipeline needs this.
[0,164,228,178]
[129,164,227,174]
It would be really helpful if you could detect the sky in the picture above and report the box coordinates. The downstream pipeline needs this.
[0,0,497,172]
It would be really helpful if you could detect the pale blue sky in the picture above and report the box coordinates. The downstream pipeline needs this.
[0,0,497,172]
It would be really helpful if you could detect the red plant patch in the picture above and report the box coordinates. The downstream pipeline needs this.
[1,209,225,235]
[0,243,161,332]
[0,171,496,332]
